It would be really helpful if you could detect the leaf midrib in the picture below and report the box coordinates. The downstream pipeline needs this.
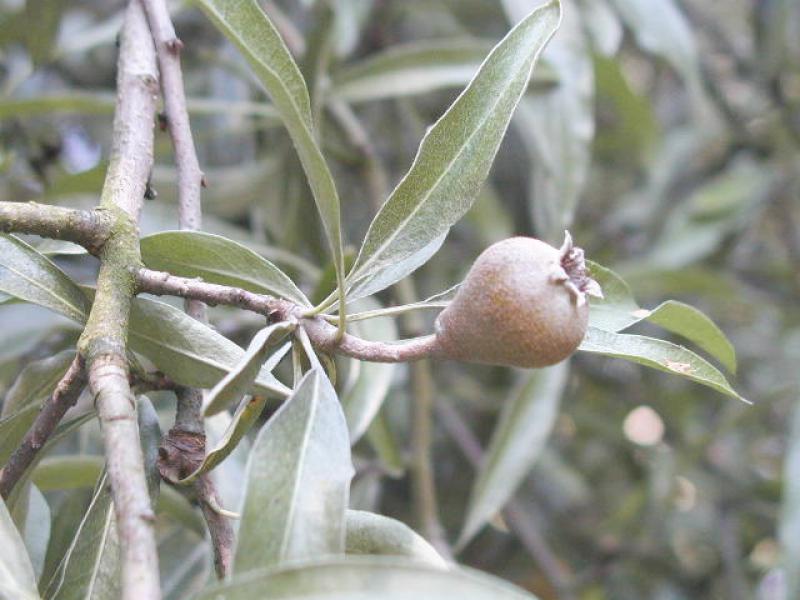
[0,258,85,322]
[278,371,320,562]
[128,327,289,396]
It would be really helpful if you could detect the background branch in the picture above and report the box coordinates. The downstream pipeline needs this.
[435,397,576,599]
[0,356,86,499]
[135,267,442,363]
[76,2,161,597]
[0,201,112,252]
[140,0,233,577]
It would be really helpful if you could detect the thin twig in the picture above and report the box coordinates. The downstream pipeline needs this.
[411,359,453,558]
[0,356,86,499]
[197,474,235,578]
[77,2,161,597]
[0,201,112,253]
[435,397,576,599]
[141,0,235,577]
[134,267,443,363]
[135,267,290,315]
[392,277,452,558]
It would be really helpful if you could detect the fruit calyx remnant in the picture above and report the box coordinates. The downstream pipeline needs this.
[553,231,603,308]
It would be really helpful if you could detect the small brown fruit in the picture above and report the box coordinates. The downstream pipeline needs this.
[435,232,602,368]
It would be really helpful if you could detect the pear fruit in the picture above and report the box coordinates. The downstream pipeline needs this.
[434,233,601,368]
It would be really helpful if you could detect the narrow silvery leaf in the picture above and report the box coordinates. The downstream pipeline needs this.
[44,400,158,599]
[578,0,622,56]
[198,557,541,599]
[0,496,38,600]
[1,351,76,469]
[23,484,50,581]
[512,0,594,241]
[178,394,269,485]
[0,234,89,323]
[40,489,92,593]
[347,1,561,297]
[579,327,747,403]
[32,456,105,491]
[331,39,493,103]
[234,368,354,573]
[345,233,446,303]
[459,364,567,547]
[589,262,736,373]
[194,0,347,323]
[345,510,446,567]
[204,324,293,416]
[606,0,701,88]
[643,301,736,374]
[128,297,291,398]
[1,350,75,418]
[140,231,309,307]
[43,472,120,600]
[137,396,163,498]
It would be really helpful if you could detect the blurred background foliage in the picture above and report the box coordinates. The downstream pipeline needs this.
[0,0,798,599]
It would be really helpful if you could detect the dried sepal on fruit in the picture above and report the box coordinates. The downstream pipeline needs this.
[435,232,602,369]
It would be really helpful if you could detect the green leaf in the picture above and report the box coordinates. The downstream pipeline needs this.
[0,496,39,600]
[342,301,397,443]
[3,413,96,517]
[579,0,623,56]
[43,471,120,600]
[128,296,291,398]
[587,261,641,332]
[157,488,206,538]
[512,5,594,241]
[365,411,405,479]
[40,489,92,593]
[345,510,446,567]
[579,327,747,403]
[639,158,768,270]
[606,0,701,89]
[204,324,294,417]
[331,38,557,104]
[22,484,50,582]
[32,456,105,491]
[0,93,280,120]
[331,39,493,103]
[22,0,63,65]
[0,351,77,468]
[345,233,447,304]
[643,301,737,374]
[159,525,210,600]
[194,0,346,324]
[588,262,737,373]
[197,557,541,599]
[43,401,157,599]
[0,235,89,323]
[458,364,567,547]
[235,368,354,573]
[178,393,271,485]
[2,350,75,417]
[346,0,561,298]
[593,54,659,163]
[140,231,309,307]
[136,396,163,498]
[34,240,87,257]
[0,93,116,118]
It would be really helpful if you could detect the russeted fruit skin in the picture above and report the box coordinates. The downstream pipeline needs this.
[435,236,592,369]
